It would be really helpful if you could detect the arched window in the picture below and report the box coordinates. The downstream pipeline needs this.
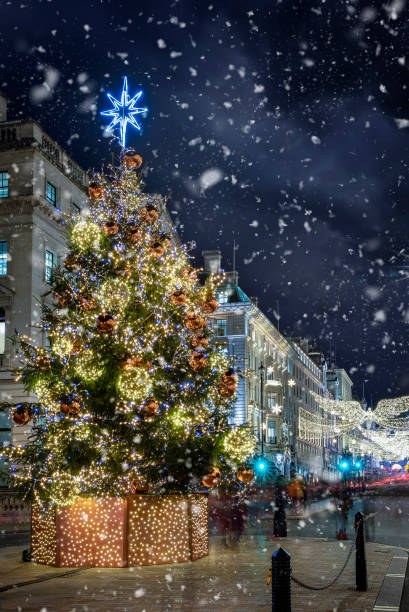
[0,308,5,354]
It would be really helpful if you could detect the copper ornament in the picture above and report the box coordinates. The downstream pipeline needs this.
[54,293,69,308]
[188,352,207,372]
[12,406,31,426]
[236,468,255,484]
[97,313,116,333]
[143,398,159,416]
[201,466,221,488]
[64,254,79,271]
[123,151,143,169]
[139,204,159,224]
[149,241,164,258]
[217,382,235,398]
[190,334,209,350]
[80,296,97,311]
[170,290,187,306]
[88,182,104,200]
[181,266,198,281]
[127,227,143,244]
[103,221,120,237]
[184,312,207,332]
[60,399,82,417]
[201,298,218,314]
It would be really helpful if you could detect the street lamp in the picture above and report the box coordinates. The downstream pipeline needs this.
[259,363,265,456]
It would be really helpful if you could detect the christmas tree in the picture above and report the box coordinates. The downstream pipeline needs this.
[3,153,256,505]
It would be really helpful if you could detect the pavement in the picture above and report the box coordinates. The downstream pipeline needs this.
[0,535,401,612]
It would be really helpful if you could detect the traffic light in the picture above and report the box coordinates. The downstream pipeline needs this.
[340,460,349,470]
[355,461,362,469]
[251,454,277,482]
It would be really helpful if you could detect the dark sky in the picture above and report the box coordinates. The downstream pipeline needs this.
[1,0,409,403]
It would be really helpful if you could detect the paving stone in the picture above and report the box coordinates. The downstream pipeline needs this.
[0,535,396,611]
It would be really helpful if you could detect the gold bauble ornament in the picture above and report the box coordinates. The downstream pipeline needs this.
[71,221,101,252]
[118,367,151,402]
[52,335,74,358]
[99,278,130,311]
[75,351,104,382]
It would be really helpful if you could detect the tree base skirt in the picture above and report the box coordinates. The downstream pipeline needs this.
[31,494,208,567]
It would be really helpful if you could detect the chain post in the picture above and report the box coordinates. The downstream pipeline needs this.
[354,511,368,591]
[271,546,291,611]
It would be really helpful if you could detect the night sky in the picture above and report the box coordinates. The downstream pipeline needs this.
[1,0,409,403]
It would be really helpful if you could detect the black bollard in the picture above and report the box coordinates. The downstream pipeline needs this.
[354,511,367,591]
[271,547,291,612]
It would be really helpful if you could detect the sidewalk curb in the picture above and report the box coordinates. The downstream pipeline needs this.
[373,553,408,612]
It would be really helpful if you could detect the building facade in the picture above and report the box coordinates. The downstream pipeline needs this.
[202,250,335,480]
[0,94,89,453]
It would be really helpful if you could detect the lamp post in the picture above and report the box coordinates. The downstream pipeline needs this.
[259,363,265,456]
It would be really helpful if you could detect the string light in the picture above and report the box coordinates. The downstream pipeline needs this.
[222,427,257,464]
[71,221,101,252]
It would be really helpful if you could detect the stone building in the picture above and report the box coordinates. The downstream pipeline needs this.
[0,93,88,454]
[202,250,334,480]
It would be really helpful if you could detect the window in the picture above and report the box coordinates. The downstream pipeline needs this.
[268,421,277,444]
[215,319,227,336]
[46,182,57,207]
[267,393,276,409]
[217,290,229,304]
[0,410,11,484]
[0,308,5,354]
[0,241,7,276]
[45,250,56,282]
[0,172,8,198]
[71,202,80,215]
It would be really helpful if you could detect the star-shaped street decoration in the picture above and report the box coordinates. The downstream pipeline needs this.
[101,77,148,149]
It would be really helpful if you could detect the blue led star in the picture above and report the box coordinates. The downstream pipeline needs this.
[101,77,148,148]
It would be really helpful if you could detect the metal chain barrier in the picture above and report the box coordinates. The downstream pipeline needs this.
[286,511,377,591]
[290,538,355,591]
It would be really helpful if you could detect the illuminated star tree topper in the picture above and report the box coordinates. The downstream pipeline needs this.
[101,76,148,148]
